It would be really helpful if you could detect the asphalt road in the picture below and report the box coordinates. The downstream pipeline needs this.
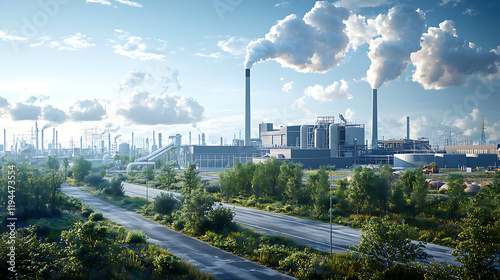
[124,182,457,265]
[61,184,295,280]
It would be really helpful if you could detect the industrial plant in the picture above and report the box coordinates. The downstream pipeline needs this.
[0,68,498,172]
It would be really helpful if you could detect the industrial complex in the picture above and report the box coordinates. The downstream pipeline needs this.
[0,68,498,171]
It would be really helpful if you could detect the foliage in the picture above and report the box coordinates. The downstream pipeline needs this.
[158,164,177,189]
[183,163,201,193]
[348,167,390,216]
[105,175,125,196]
[207,203,236,232]
[46,155,60,171]
[84,173,108,190]
[355,217,429,268]
[153,192,181,215]
[307,168,330,218]
[445,174,466,218]
[452,198,500,279]
[125,230,148,244]
[279,161,304,204]
[88,211,104,221]
[72,156,92,182]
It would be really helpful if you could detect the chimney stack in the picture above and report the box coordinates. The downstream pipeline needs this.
[371,89,378,149]
[406,116,410,140]
[245,68,251,146]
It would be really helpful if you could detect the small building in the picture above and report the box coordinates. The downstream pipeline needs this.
[394,153,499,169]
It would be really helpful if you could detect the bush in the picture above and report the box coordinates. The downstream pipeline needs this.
[172,219,185,231]
[84,174,108,190]
[88,211,104,221]
[153,193,181,215]
[255,244,292,266]
[208,204,235,232]
[81,206,94,218]
[153,252,184,274]
[105,177,125,196]
[125,230,148,244]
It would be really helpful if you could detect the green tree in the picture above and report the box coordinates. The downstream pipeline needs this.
[348,167,380,216]
[398,168,420,197]
[46,155,60,171]
[446,174,466,218]
[355,217,429,269]
[390,184,406,213]
[158,164,177,189]
[182,163,200,193]
[453,198,500,279]
[251,163,269,199]
[62,157,70,178]
[307,168,330,218]
[72,156,92,182]
[180,189,217,235]
[154,192,181,215]
[409,169,428,214]
[279,162,303,204]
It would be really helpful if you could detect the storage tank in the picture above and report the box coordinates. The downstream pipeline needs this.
[119,143,130,156]
[329,124,339,157]
[314,128,327,149]
[300,125,311,149]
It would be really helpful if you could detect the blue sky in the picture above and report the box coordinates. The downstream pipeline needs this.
[0,0,499,150]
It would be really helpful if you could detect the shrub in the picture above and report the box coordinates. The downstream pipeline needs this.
[153,252,184,274]
[255,244,292,266]
[125,230,148,244]
[84,174,108,189]
[153,193,181,215]
[88,211,104,221]
[81,206,94,218]
[105,177,125,196]
[172,219,185,231]
[208,204,235,232]
[284,205,293,212]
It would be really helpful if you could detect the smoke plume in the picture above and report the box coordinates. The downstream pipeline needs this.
[411,20,499,90]
[366,5,425,89]
[244,1,350,73]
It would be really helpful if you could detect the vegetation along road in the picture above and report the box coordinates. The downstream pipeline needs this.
[61,183,295,280]
[121,182,456,264]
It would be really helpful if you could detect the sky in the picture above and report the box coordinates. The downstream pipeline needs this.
[0,0,499,150]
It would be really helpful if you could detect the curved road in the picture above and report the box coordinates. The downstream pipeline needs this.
[124,182,457,265]
[61,184,294,280]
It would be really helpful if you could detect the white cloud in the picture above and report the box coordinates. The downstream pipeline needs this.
[282,81,293,93]
[0,30,27,41]
[275,2,289,7]
[335,0,391,9]
[463,8,479,17]
[111,30,166,61]
[439,0,462,7]
[367,5,426,89]
[117,91,204,125]
[218,37,250,56]
[245,2,350,72]
[59,33,96,50]
[0,96,9,108]
[411,20,499,90]
[345,108,355,121]
[43,105,68,124]
[304,79,352,101]
[10,103,42,121]
[195,52,221,59]
[69,99,107,121]
[115,0,143,8]
[86,0,112,5]
[345,14,377,51]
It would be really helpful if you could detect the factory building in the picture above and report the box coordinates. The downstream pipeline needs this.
[180,145,257,169]
[255,116,365,169]
[394,153,498,169]
[445,144,500,158]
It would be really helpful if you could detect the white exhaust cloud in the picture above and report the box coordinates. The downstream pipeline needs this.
[244,1,350,72]
[366,4,425,89]
[411,20,499,90]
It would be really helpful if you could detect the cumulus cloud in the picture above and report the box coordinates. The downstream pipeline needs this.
[0,96,9,107]
[69,99,107,121]
[0,30,27,41]
[345,14,377,51]
[42,105,68,124]
[119,67,181,93]
[245,1,350,72]
[218,37,250,56]
[10,103,42,121]
[345,108,355,121]
[25,95,49,104]
[59,33,96,50]
[305,79,351,101]
[111,30,166,61]
[367,4,426,89]
[411,20,499,90]
[117,91,204,125]
[335,0,391,9]
[120,71,150,91]
[282,81,293,93]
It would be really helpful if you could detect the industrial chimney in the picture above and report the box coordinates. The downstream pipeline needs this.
[406,116,410,140]
[41,129,44,155]
[371,89,378,149]
[244,68,251,146]
[35,122,39,155]
[158,133,162,148]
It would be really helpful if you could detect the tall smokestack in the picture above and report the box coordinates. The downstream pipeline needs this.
[245,68,251,146]
[131,132,134,158]
[3,129,5,152]
[220,137,223,146]
[406,116,410,140]
[56,131,58,152]
[41,129,44,155]
[108,133,111,155]
[35,122,39,155]
[52,128,56,151]
[80,136,83,155]
[371,89,378,149]
[189,132,191,146]
[158,133,162,148]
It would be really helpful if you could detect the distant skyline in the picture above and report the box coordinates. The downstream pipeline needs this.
[0,0,499,149]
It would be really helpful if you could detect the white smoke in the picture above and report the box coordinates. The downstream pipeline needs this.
[244,1,350,72]
[366,5,425,89]
[411,20,499,90]
[344,14,377,51]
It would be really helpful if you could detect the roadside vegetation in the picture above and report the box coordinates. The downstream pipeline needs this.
[0,158,215,280]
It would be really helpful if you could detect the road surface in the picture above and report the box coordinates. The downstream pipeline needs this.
[61,184,294,280]
[124,182,457,265]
